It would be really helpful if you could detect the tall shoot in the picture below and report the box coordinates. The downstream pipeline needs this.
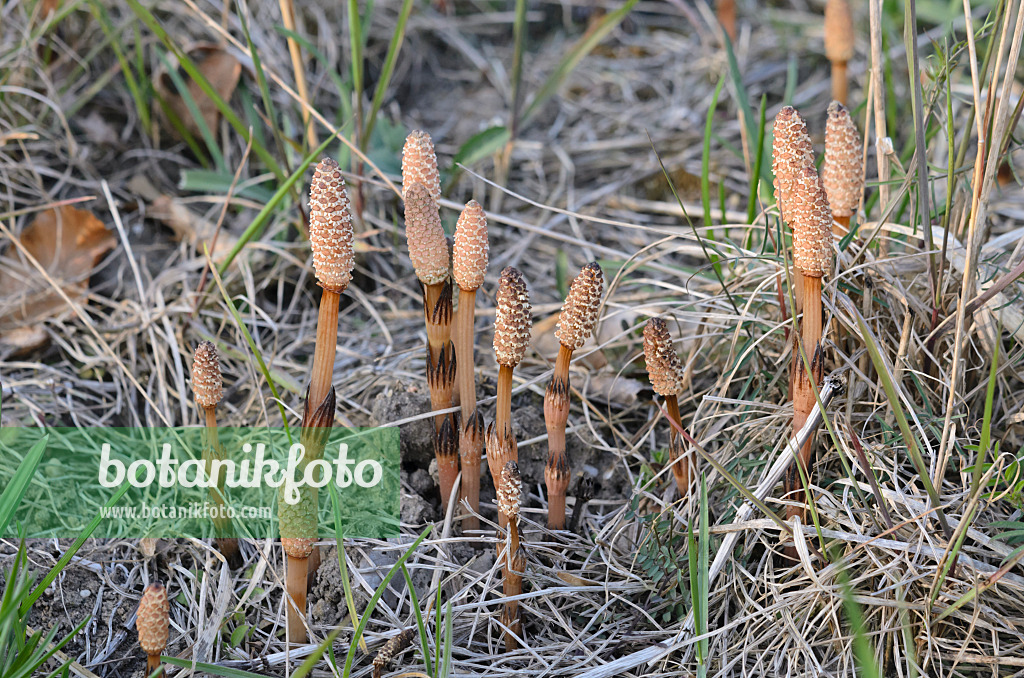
[544,262,603,529]
[452,200,489,530]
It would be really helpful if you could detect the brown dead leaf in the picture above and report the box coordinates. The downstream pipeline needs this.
[149,195,238,261]
[0,205,115,354]
[155,44,241,140]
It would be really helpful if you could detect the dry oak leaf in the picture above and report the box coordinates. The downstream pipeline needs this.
[0,205,115,354]
[155,44,241,140]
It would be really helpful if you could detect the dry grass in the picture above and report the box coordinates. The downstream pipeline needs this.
[2,0,1024,676]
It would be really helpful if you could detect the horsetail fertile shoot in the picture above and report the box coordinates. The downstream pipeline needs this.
[544,262,603,529]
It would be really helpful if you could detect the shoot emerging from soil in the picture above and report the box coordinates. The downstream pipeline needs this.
[822,100,864,235]
[191,340,239,569]
[137,582,169,675]
[545,262,603,529]
[453,199,489,529]
[488,266,532,529]
[643,318,690,497]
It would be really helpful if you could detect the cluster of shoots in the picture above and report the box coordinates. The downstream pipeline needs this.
[771,102,862,543]
[280,156,354,644]
[545,262,604,529]
[642,318,690,497]
[191,341,241,569]
[136,582,169,675]
[402,132,536,646]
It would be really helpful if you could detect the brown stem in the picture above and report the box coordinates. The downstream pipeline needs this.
[435,414,460,509]
[544,345,573,529]
[664,394,690,497]
[831,60,849,106]
[286,554,308,644]
[502,546,525,651]
[310,289,340,408]
[459,411,484,531]
[786,274,823,525]
[486,423,517,530]
[495,364,514,437]
[833,214,851,237]
[453,287,478,421]
[423,281,452,366]
[146,654,162,676]
[203,408,240,568]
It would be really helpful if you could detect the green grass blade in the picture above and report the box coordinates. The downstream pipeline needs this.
[22,481,133,612]
[216,130,338,276]
[509,0,528,136]
[849,301,951,538]
[124,0,282,179]
[521,0,640,125]
[348,0,365,145]
[161,657,268,678]
[440,600,453,678]
[746,95,767,224]
[362,0,414,152]
[401,563,432,677]
[156,47,225,171]
[341,527,433,675]
[838,570,882,678]
[207,253,292,441]
[696,473,709,676]
[0,435,48,537]
[327,483,367,653]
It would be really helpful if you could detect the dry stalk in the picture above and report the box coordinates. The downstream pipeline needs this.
[784,165,833,539]
[191,340,240,569]
[544,262,603,529]
[453,200,489,529]
[824,0,854,105]
[822,101,864,236]
[137,582,169,675]
[487,267,531,529]
[498,461,524,651]
[642,318,689,497]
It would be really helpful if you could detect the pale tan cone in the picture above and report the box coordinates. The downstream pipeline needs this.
[137,582,169,671]
[822,100,864,231]
[401,130,441,202]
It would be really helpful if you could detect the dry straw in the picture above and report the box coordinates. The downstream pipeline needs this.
[643,318,690,496]
[822,100,864,235]
[452,199,489,530]
[487,266,531,529]
[544,262,603,529]
[137,582,169,675]
[191,341,240,569]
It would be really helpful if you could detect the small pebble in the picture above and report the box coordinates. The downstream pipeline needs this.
[80,589,91,598]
